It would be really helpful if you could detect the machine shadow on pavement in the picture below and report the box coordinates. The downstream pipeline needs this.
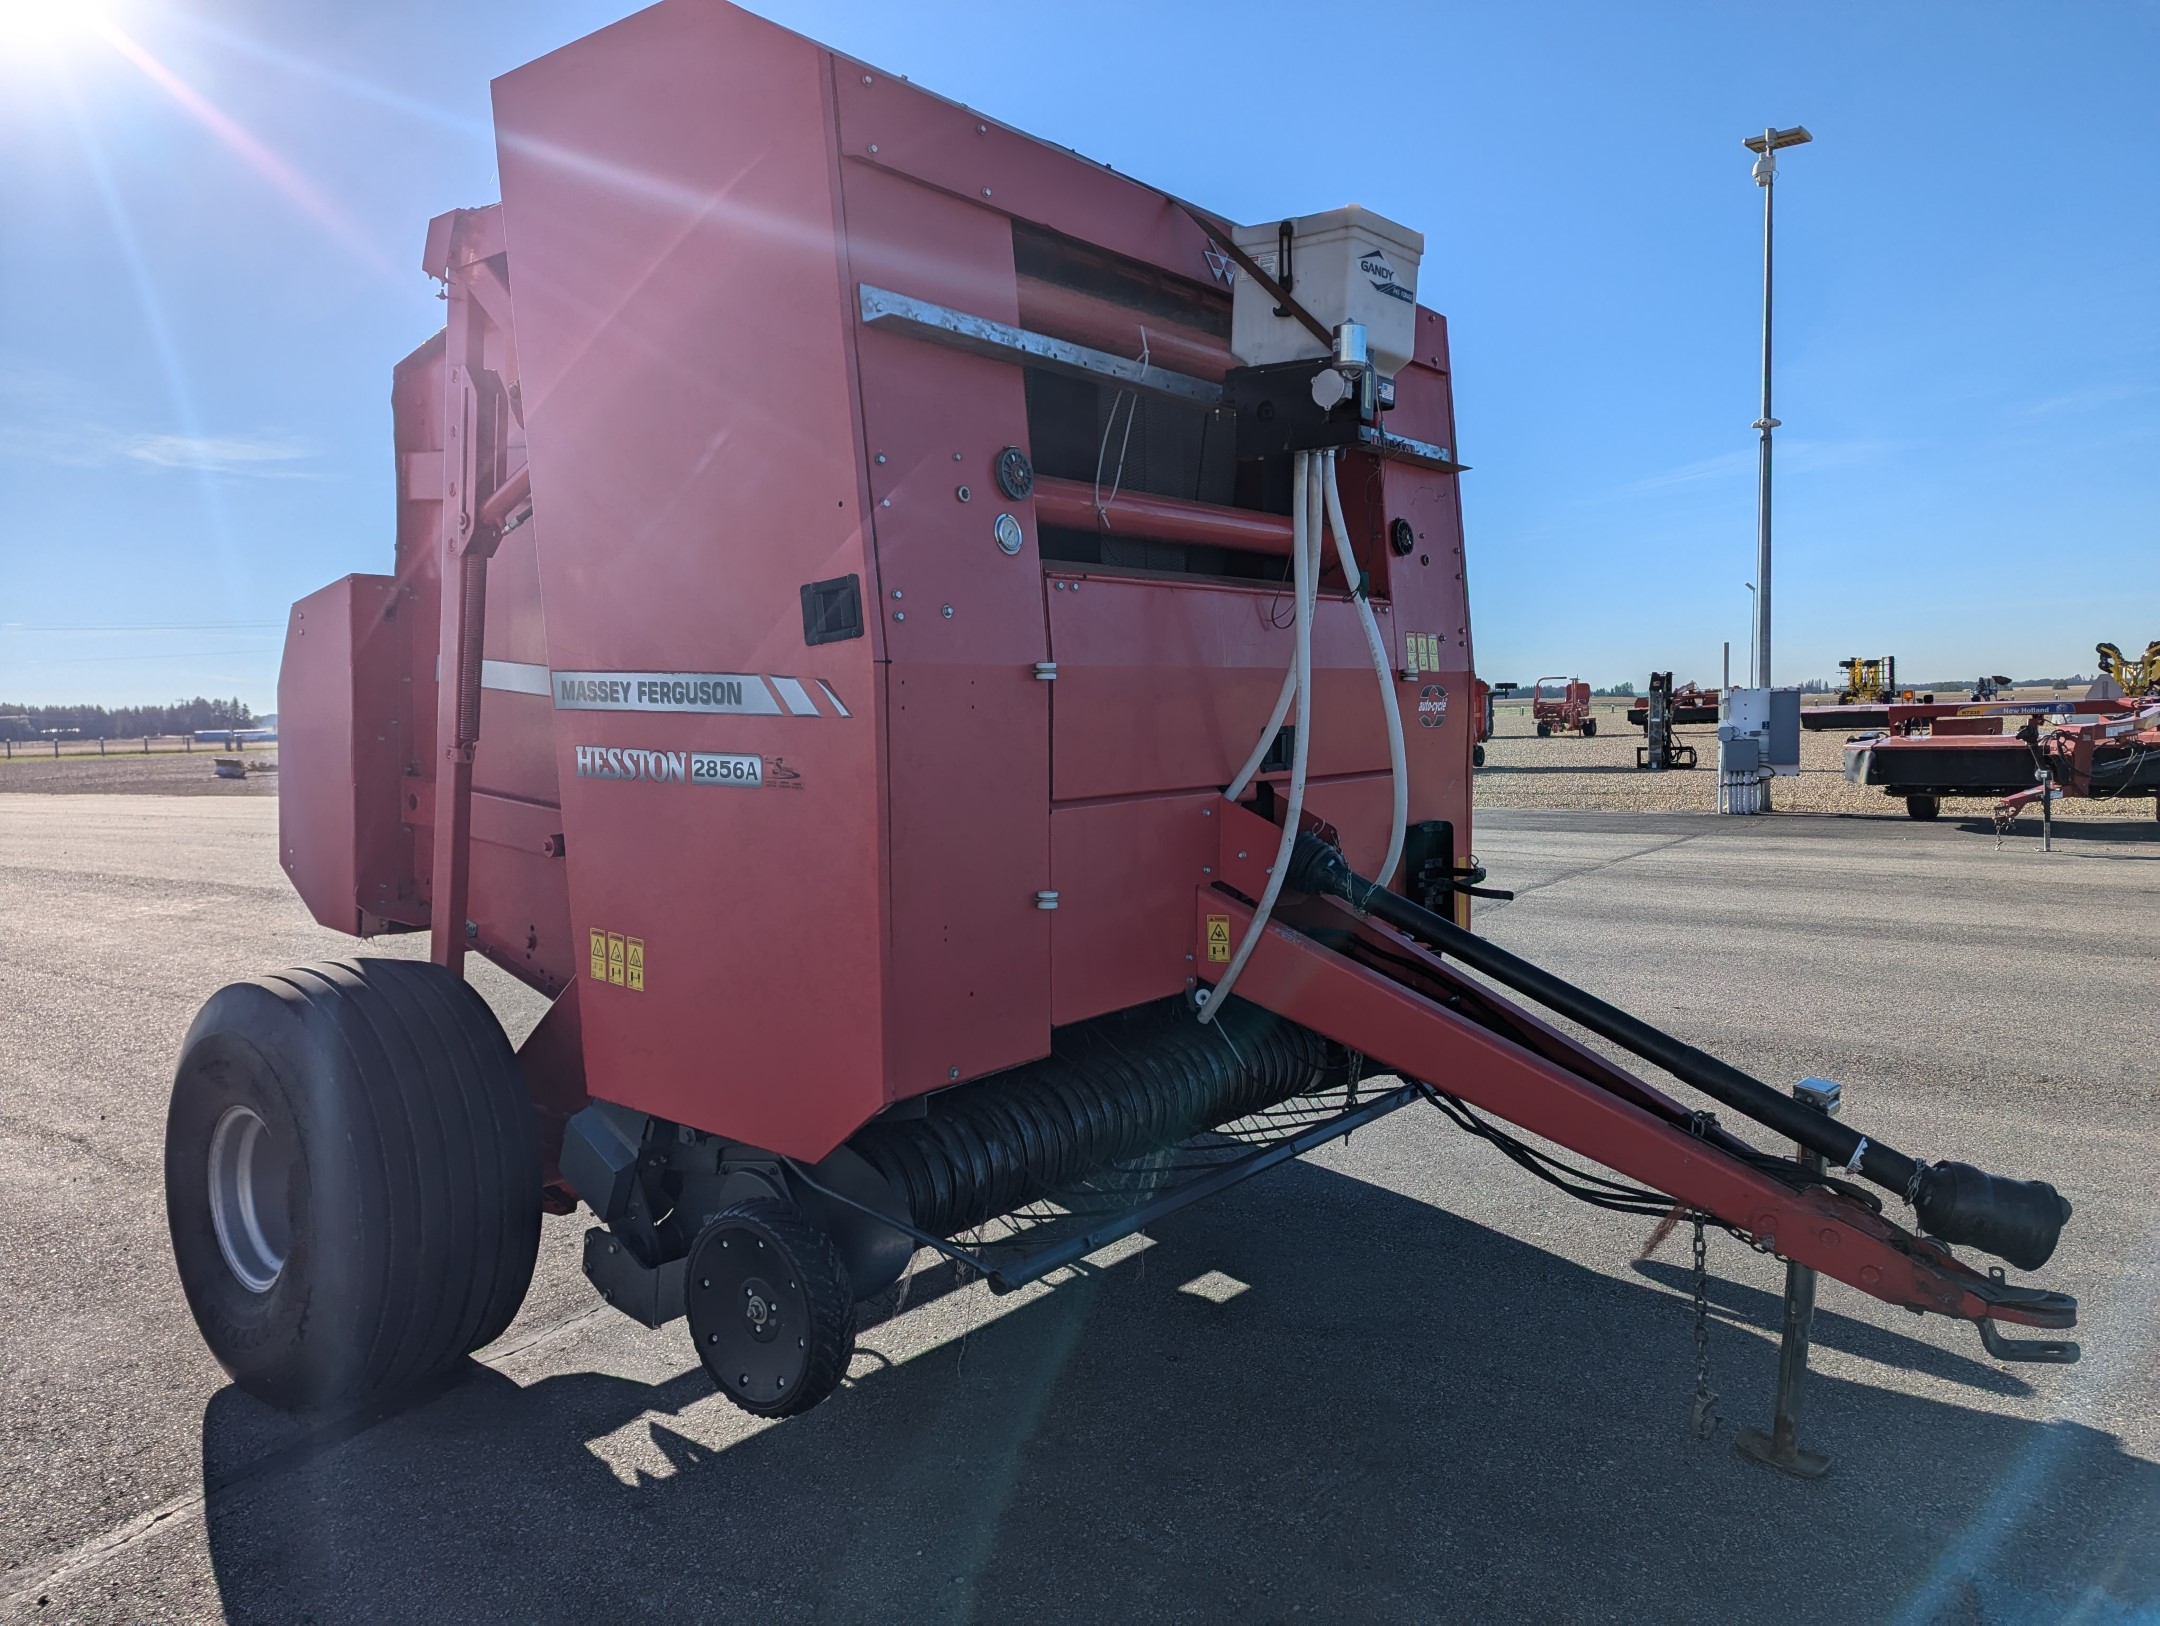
[198,1162,2160,1626]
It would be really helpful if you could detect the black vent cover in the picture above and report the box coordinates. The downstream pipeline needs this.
[800,574,863,647]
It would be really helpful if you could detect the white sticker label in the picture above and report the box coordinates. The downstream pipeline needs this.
[690,752,764,788]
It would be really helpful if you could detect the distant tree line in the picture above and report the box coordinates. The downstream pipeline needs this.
[0,697,255,741]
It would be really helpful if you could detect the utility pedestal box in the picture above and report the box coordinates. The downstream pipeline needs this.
[1719,686,1799,813]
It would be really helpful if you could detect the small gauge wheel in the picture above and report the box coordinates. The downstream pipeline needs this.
[995,445,1034,501]
[685,1200,855,1418]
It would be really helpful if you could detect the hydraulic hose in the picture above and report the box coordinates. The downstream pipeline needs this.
[1225,462,1316,803]
[1204,453,1321,1024]
[1286,833,2072,1271]
[1322,450,1409,888]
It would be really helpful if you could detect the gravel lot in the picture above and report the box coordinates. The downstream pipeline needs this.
[3,796,2155,1624]
[1476,698,2156,823]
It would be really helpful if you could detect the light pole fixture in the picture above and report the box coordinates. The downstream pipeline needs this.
[1743,123,1810,691]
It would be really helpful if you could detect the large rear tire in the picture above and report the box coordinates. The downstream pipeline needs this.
[166,958,541,1411]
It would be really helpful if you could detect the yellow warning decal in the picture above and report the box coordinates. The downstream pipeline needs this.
[590,926,648,991]
[1406,631,1442,671]
[1205,914,1232,963]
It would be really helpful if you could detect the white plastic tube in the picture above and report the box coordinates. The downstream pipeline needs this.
[1202,452,1320,1024]
[1225,468,1318,804]
[1322,450,1409,890]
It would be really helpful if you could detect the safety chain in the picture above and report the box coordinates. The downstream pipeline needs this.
[1690,1213,1719,1439]
[1685,1110,1720,1440]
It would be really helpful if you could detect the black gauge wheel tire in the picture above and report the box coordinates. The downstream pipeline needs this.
[687,1200,856,1419]
[1536,721,1551,738]
[1473,743,1486,768]
[1906,795,1942,821]
[166,959,541,1412]
[1582,717,1598,737]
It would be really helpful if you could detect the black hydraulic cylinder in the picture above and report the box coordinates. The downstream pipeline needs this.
[1285,835,2070,1271]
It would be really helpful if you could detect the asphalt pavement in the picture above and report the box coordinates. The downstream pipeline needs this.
[2,796,2155,1625]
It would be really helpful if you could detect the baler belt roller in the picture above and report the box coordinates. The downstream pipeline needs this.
[849,997,1347,1239]
[822,997,1448,1294]
[800,1073,1425,1295]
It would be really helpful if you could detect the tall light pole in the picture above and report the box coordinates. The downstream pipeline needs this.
[1743,124,1811,690]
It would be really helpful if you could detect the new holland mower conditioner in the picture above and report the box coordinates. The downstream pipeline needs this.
[167,3,2076,1446]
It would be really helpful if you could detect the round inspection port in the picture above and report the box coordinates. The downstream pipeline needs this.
[995,445,1034,500]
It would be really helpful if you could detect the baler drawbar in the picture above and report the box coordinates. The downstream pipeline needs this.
[162,1,2074,1462]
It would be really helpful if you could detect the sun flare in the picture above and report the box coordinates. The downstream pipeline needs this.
[0,0,122,62]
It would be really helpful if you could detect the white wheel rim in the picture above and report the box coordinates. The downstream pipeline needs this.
[207,1105,292,1293]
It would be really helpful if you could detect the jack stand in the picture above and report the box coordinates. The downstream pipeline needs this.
[1736,1078,1838,1479]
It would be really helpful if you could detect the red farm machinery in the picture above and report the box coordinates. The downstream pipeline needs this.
[1846,698,2160,824]
[1626,681,1718,729]
[1531,676,1596,737]
[165,3,2077,1451]
[1472,677,1515,767]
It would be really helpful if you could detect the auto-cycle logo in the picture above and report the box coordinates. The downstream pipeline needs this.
[1418,685,1449,729]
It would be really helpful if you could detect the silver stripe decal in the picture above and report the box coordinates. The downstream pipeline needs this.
[768,675,820,717]
[814,679,852,718]
[553,671,782,716]
[480,659,553,697]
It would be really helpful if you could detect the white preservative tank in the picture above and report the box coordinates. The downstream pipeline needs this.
[1231,205,1426,377]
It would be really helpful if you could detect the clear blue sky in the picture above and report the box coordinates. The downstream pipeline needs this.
[2,0,2154,707]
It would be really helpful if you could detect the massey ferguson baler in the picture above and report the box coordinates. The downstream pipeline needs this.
[166,2,2077,1457]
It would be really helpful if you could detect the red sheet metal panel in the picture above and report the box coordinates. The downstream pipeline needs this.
[1045,574,1398,800]
[491,4,887,1158]
[838,155,1054,1097]
[832,69,1223,289]
[1047,791,1215,1025]
[278,576,406,934]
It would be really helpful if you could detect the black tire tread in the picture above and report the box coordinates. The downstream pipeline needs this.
[168,957,540,1411]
